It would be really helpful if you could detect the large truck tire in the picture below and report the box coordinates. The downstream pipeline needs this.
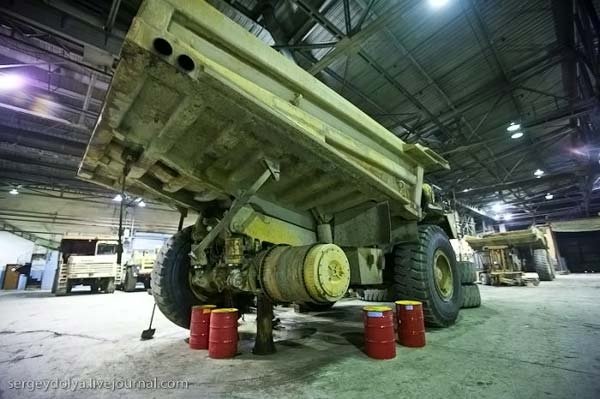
[101,278,116,293]
[458,261,477,284]
[152,226,203,329]
[392,225,461,327]
[124,268,137,292]
[533,249,553,281]
[461,284,481,308]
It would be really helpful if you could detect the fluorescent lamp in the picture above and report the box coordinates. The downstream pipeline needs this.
[534,169,544,177]
[112,194,123,202]
[507,122,521,132]
[0,73,26,90]
[545,193,553,200]
[9,188,18,195]
[137,200,146,208]
[511,131,523,139]
[429,0,450,8]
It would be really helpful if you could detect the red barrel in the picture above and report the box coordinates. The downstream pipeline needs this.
[189,304,217,350]
[208,308,238,359]
[395,300,426,347]
[363,306,396,360]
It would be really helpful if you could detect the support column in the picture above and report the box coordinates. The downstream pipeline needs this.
[253,294,276,355]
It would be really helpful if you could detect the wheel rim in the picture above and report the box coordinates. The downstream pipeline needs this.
[433,250,453,301]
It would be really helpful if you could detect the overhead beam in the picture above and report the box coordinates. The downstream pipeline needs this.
[307,2,406,74]
[0,125,87,155]
[0,219,60,249]
[0,0,124,56]
[455,172,575,198]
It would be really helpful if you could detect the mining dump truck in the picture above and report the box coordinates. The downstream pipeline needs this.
[120,249,157,291]
[466,227,556,285]
[79,0,462,343]
[53,238,123,295]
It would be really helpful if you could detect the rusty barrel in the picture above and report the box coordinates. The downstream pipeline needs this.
[208,308,238,359]
[395,300,426,347]
[189,304,217,350]
[363,305,396,360]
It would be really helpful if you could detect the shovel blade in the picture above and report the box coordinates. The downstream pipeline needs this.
[140,328,156,340]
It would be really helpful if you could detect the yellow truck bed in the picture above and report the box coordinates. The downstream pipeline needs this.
[465,228,548,251]
[79,0,448,221]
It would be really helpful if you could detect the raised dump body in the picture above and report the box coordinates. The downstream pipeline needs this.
[465,228,548,251]
[466,228,555,284]
[79,0,447,222]
[80,0,463,337]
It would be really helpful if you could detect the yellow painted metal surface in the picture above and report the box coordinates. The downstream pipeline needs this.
[230,206,316,246]
[79,0,450,223]
[211,308,238,313]
[303,244,351,303]
[394,300,422,306]
[260,244,350,304]
[465,227,547,250]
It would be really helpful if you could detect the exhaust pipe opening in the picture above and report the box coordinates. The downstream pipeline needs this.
[177,55,195,72]
[153,38,173,56]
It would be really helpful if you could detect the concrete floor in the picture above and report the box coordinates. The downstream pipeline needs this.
[0,275,599,399]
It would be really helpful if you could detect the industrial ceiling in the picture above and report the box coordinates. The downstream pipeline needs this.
[0,0,599,245]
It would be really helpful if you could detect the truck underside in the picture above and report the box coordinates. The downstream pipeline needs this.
[79,0,463,335]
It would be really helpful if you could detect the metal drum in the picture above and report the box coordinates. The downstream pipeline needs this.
[208,308,238,359]
[395,300,426,347]
[189,304,217,350]
[363,305,396,360]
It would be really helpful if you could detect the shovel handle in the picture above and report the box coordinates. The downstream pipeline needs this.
[148,302,156,329]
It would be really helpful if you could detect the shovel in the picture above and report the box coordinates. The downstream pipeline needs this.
[141,303,157,340]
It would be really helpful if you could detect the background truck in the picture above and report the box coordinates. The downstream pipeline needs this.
[53,239,122,295]
[466,227,556,286]
[78,0,462,338]
[120,249,157,292]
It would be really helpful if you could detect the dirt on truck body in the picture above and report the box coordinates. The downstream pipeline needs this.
[79,0,462,332]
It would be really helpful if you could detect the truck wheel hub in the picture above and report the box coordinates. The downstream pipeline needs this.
[433,250,453,301]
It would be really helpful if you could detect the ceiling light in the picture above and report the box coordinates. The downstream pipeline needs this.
[503,213,513,221]
[462,188,472,192]
[534,169,544,177]
[491,203,504,213]
[429,0,450,8]
[511,131,524,139]
[137,200,146,208]
[9,188,18,195]
[507,122,521,132]
[545,193,554,200]
[0,73,26,90]
[112,194,123,202]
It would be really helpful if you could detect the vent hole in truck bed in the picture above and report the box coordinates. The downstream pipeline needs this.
[177,55,195,72]
[153,38,173,56]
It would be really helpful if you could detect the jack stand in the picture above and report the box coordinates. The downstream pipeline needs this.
[253,294,276,355]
